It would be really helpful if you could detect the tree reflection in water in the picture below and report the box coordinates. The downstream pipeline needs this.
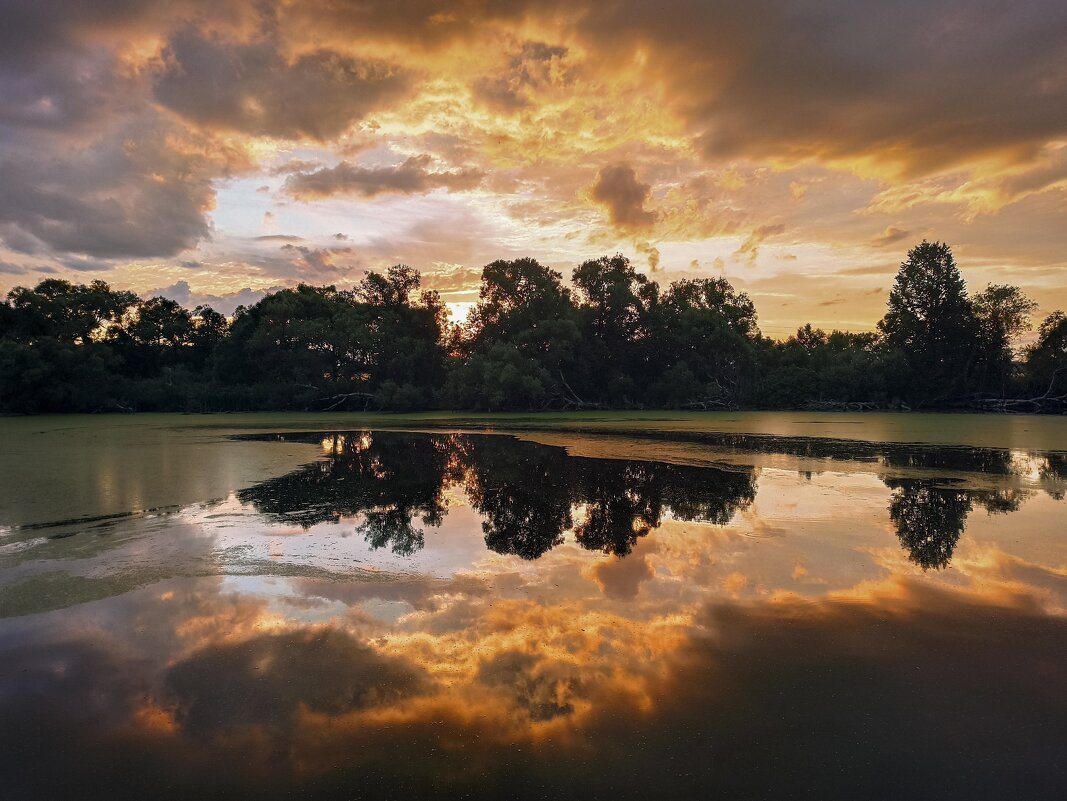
[884,480,970,570]
[236,432,457,556]
[239,431,758,560]
[237,431,1064,569]
[461,435,760,558]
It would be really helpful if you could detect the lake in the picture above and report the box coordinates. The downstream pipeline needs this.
[1,412,1065,799]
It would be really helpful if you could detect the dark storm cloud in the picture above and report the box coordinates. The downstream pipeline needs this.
[0,6,238,261]
[0,0,196,61]
[571,0,1067,175]
[272,0,1067,174]
[0,114,220,259]
[154,29,412,140]
[284,155,484,199]
[3,577,1063,799]
[590,164,655,229]
[0,2,414,264]
[2,0,1066,273]
[0,44,125,134]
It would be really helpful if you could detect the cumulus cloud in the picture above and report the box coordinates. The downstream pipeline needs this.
[284,155,484,199]
[167,629,428,736]
[588,540,658,600]
[635,240,661,271]
[147,280,276,315]
[591,164,656,229]
[279,243,358,279]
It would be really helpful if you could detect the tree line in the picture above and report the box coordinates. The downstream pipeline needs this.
[1,241,1065,414]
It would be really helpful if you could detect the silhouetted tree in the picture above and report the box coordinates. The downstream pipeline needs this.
[878,241,976,405]
[572,254,658,404]
[754,326,888,408]
[0,244,1062,414]
[971,284,1036,396]
[445,258,580,409]
[648,277,759,406]
[1026,311,1067,398]
[6,279,137,344]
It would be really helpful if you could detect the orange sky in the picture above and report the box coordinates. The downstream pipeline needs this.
[1,1,1066,336]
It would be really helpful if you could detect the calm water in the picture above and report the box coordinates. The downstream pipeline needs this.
[1,414,1065,799]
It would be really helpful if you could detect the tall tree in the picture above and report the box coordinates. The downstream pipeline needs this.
[447,258,579,410]
[877,241,976,405]
[571,254,657,403]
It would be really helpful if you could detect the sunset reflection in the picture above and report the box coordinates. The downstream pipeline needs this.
[1,430,1065,798]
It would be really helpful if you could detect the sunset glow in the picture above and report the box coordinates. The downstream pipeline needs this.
[3,1,1066,336]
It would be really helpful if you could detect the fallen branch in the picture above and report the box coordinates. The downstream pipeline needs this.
[803,400,885,412]
[92,401,134,414]
[319,392,376,411]
[681,398,736,411]
[557,371,601,410]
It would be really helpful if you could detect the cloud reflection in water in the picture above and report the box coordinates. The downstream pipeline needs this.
[1,430,1065,799]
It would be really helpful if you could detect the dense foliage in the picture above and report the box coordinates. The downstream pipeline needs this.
[1,242,1062,414]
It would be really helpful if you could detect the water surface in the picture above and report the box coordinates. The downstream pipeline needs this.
[1,414,1065,799]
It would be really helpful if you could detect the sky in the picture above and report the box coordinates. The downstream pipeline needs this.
[1,1,1066,337]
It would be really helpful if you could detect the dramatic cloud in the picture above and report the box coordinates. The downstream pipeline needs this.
[588,539,658,600]
[279,243,359,279]
[284,156,484,199]
[167,629,428,737]
[155,30,411,140]
[472,41,573,111]
[569,0,1067,177]
[590,164,656,229]
[0,115,224,259]
[2,0,1066,330]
